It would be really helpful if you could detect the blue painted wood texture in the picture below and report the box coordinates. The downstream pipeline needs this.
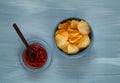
[0,0,120,83]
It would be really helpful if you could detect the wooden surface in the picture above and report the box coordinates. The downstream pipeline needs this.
[0,0,120,83]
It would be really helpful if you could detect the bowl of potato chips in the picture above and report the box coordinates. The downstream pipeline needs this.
[54,18,94,59]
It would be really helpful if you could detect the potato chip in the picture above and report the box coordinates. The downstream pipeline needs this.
[69,34,82,44]
[67,44,79,54]
[68,28,78,33]
[78,20,90,35]
[77,35,90,49]
[58,20,70,30]
[55,29,68,51]
[68,27,82,44]
[55,29,65,35]
[60,41,69,53]
[55,30,68,45]
[55,35,66,46]
[70,20,79,29]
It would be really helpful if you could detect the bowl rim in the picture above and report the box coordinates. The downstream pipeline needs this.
[53,17,94,59]
[19,38,52,72]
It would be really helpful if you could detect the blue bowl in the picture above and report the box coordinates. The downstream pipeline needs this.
[53,17,94,59]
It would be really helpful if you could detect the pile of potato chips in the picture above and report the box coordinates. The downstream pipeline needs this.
[55,19,91,55]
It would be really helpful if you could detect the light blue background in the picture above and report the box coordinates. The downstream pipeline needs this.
[0,0,120,83]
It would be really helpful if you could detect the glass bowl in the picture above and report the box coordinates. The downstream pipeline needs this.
[19,38,52,72]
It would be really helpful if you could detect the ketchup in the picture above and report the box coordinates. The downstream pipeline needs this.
[22,43,47,69]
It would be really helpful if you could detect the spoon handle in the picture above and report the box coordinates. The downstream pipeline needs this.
[13,23,35,61]
[13,23,29,48]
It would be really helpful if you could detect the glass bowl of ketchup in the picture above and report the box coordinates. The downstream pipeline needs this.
[20,38,52,72]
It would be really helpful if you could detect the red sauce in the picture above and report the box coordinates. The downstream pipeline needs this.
[22,43,47,69]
